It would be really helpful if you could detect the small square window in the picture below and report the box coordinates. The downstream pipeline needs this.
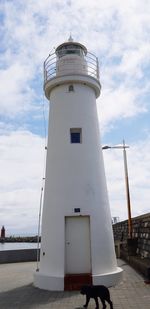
[70,128,82,143]
[68,85,74,92]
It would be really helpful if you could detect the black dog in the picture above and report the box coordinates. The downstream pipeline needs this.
[80,285,113,309]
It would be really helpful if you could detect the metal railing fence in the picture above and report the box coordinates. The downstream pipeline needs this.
[44,49,99,83]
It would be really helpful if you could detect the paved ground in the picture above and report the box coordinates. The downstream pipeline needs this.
[0,259,149,308]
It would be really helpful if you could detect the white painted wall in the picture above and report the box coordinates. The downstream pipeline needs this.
[56,54,87,76]
[34,42,123,290]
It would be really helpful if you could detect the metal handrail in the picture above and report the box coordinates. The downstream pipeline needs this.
[44,48,99,84]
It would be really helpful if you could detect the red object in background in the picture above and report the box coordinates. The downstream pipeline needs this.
[1,226,5,238]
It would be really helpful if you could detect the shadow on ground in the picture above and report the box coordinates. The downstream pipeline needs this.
[0,284,80,309]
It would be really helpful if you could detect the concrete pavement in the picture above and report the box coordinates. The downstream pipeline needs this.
[0,259,149,308]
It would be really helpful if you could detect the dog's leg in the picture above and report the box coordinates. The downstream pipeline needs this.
[105,294,113,309]
[108,299,113,309]
[94,297,99,309]
[99,297,106,309]
[83,295,90,308]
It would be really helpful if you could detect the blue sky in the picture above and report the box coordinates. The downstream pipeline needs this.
[0,0,150,235]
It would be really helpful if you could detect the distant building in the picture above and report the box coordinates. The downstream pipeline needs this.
[112,217,120,224]
[1,226,5,238]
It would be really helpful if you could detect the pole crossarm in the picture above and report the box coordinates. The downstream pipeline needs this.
[102,145,129,150]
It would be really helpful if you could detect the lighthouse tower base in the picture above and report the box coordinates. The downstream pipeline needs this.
[92,267,123,287]
[34,267,123,291]
[34,273,64,291]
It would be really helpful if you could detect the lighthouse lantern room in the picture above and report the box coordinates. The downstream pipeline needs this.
[34,37,123,291]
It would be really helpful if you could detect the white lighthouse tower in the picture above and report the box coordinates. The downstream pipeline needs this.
[34,37,123,291]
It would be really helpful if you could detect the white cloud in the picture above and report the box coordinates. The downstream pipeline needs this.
[97,85,147,133]
[0,130,45,235]
[0,62,37,116]
[103,137,150,220]
[117,44,150,79]
[1,0,150,120]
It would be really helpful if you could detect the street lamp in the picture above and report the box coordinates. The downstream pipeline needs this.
[102,140,133,239]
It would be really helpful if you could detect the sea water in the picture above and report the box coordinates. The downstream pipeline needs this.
[0,242,39,251]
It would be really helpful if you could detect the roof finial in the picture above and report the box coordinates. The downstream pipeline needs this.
[68,34,73,42]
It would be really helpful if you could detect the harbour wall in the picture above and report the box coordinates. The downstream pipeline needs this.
[0,249,40,264]
[113,213,150,279]
[113,213,150,258]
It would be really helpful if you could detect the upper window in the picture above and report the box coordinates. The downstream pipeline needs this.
[70,128,82,143]
[56,44,84,58]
